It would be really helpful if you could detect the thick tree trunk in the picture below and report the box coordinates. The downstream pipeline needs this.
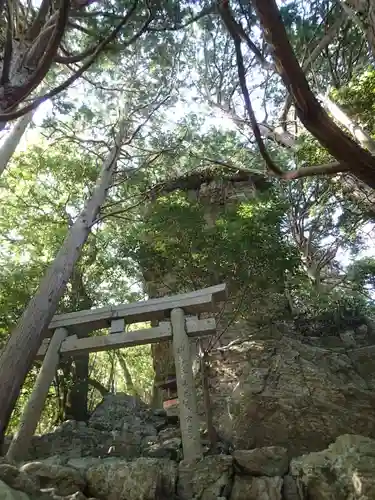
[280,11,346,125]
[0,118,127,441]
[320,94,375,155]
[253,0,375,189]
[0,112,33,176]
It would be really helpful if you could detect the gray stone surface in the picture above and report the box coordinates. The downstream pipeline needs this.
[177,455,233,500]
[20,462,85,496]
[233,446,288,476]
[0,465,38,495]
[10,394,171,462]
[290,434,375,499]
[0,480,30,500]
[230,476,282,500]
[282,475,301,500]
[86,457,176,500]
[205,335,375,456]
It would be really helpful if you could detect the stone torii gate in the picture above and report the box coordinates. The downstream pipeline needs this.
[6,284,227,463]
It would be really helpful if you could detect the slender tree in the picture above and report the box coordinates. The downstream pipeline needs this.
[0,111,128,439]
[0,112,34,176]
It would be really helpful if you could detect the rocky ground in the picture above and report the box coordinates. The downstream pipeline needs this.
[1,394,375,499]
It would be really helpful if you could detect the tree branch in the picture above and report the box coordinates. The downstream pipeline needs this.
[5,0,70,113]
[26,0,51,41]
[283,162,348,179]
[1,0,13,85]
[222,2,283,176]
[0,1,149,122]
[252,0,375,189]
[218,0,273,70]
[148,3,215,32]
[54,44,97,63]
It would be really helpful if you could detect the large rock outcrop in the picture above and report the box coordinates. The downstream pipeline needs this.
[203,320,375,457]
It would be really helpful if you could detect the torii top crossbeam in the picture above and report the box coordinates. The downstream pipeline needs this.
[47,283,227,335]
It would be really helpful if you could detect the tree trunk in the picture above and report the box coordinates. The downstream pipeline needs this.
[88,378,109,397]
[0,117,127,441]
[252,0,375,189]
[117,352,139,397]
[63,267,93,422]
[64,354,90,422]
[200,349,218,450]
[319,94,375,155]
[0,111,34,176]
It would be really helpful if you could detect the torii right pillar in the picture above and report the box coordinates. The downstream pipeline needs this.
[171,308,202,461]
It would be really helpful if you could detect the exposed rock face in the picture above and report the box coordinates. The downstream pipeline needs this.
[20,462,85,496]
[86,457,177,500]
[230,475,283,500]
[233,447,289,477]
[290,434,375,499]
[0,480,29,500]
[177,455,233,500]
[3,419,375,500]
[0,464,39,495]
[8,394,175,462]
[205,326,375,457]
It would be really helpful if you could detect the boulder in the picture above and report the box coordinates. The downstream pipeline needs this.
[143,438,182,461]
[230,476,282,500]
[28,425,113,460]
[66,459,102,473]
[0,464,38,495]
[177,455,233,500]
[0,480,30,500]
[207,336,375,456]
[88,394,149,432]
[20,462,85,496]
[86,457,177,500]
[290,434,375,499]
[233,446,288,476]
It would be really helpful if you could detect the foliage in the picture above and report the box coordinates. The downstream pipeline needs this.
[122,186,298,318]
[331,69,375,133]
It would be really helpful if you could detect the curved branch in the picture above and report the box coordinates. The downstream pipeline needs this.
[218,0,272,70]
[26,0,52,41]
[0,1,149,122]
[54,44,97,63]
[88,378,109,397]
[221,3,283,176]
[283,162,348,180]
[6,0,70,112]
[252,0,375,189]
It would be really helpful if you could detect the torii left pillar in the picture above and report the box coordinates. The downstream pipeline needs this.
[7,327,68,462]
